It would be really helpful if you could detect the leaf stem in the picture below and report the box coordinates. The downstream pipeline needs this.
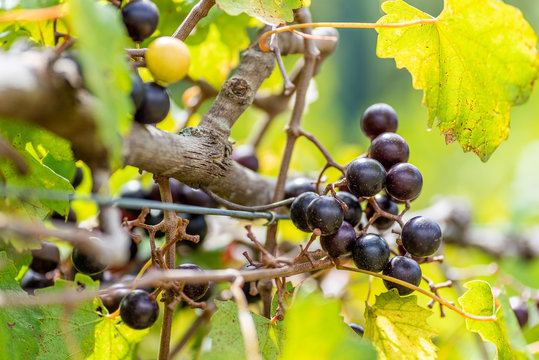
[259,19,438,52]
[337,265,496,322]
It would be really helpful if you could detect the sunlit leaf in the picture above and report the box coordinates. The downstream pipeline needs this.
[376,0,539,161]
[216,0,308,26]
[87,317,148,360]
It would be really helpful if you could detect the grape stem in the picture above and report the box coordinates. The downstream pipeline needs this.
[336,264,496,322]
[258,19,438,52]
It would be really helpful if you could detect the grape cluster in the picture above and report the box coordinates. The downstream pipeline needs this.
[289,103,443,296]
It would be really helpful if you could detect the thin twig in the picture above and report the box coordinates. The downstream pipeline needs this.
[169,305,215,358]
[173,0,216,41]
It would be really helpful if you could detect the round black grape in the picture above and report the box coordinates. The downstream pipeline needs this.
[320,221,356,258]
[121,0,159,42]
[176,263,209,301]
[290,192,319,232]
[134,82,170,125]
[30,240,60,274]
[306,195,344,235]
[348,323,364,337]
[345,158,386,198]
[232,145,259,172]
[335,192,362,227]
[21,269,54,295]
[130,72,144,111]
[509,297,528,328]
[72,248,107,276]
[120,290,159,329]
[385,163,423,202]
[177,185,217,208]
[284,177,316,200]
[383,256,422,296]
[100,285,130,313]
[361,103,398,140]
[364,194,399,230]
[369,133,409,171]
[401,216,442,257]
[352,234,390,272]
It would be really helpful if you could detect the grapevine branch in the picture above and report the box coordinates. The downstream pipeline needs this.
[172,0,216,41]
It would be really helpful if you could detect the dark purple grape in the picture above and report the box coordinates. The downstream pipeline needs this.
[348,323,364,337]
[21,269,54,295]
[100,285,130,313]
[121,0,159,42]
[320,221,356,257]
[383,256,422,296]
[364,194,399,230]
[385,163,423,202]
[368,133,409,171]
[131,72,144,111]
[177,186,217,208]
[134,82,170,125]
[120,290,159,329]
[119,180,150,219]
[232,145,259,172]
[72,167,83,188]
[72,248,107,276]
[241,265,260,303]
[306,195,344,235]
[335,192,362,227]
[345,158,386,198]
[401,216,442,257]
[178,213,208,249]
[30,241,60,274]
[352,234,389,272]
[361,103,398,140]
[284,177,316,200]
[176,264,209,301]
[290,192,319,232]
[510,297,528,328]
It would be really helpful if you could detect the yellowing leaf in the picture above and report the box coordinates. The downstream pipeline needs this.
[458,281,533,360]
[216,0,308,26]
[365,289,437,360]
[87,318,148,360]
[376,0,539,161]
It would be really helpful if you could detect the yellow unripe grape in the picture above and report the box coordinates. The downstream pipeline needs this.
[145,36,190,84]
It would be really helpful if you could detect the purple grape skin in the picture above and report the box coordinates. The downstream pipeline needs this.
[385,163,423,202]
[345,158,386,198]
[284,177,316,199]
[509,297,528,328]
[30,241,60,274]
[335,192,362,227]
[368,133,409,171]
[320,221,356,258]
[232,145,259,172]
[401,216,442,257]
[352,234,390,273]
[176,263,209,301]
[290,192,319,232]
[383,256,422,296]
[120,290,159,329]
[364,194,399,230]
[121,0,159,43]
[360,103,398,140]
[306,195,345,235]
[134,82,170,125]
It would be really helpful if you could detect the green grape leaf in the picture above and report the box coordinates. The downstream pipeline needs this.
[282,292,376,360]
[36,274,101,360]
[66,0,132,167]
[203,300,285,360]
[0,252,42,359]
[215,0,308,26]
[87,317,149,360]
[376,0,539,161]
[364,289,438,360]
[270,281,294,318]
[0,241,31,279]
[458,280,533,360]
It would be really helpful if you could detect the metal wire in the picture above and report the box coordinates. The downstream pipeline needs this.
[0,185,290,221]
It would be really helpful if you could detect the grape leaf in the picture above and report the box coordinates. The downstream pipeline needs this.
[36,274,101,360]
[203,300,284,360]
[215,0,308,26]
[0,252,41,360]
[282,292,376,360]
[364,289,437,360]
[458,280,533,360]
[66,0,132,167]
[0,241,31,279]
[87,317,148,360]
[376,0,539,161]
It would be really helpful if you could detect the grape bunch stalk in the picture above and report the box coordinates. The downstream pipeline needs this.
[289,103,444,300]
